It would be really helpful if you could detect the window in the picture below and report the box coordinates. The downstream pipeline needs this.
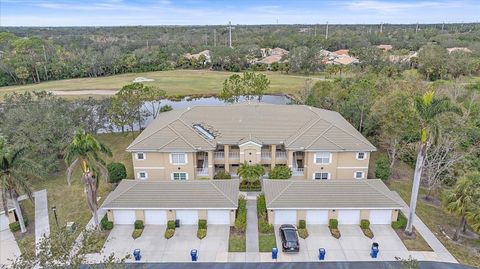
[354,171,365,179]
[172,172,188,181]
[136,152,145,160]
[137,171,148,180]
[170,153,187,165]
[314,172,330,180]
[356,152,366,160]
[314,152,331,164]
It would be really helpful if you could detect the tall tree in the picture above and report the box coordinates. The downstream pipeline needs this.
[405,91,462,234]
[219,71,270,103]
[442,172,480,240]
[64,129,112,228]
[0,137,40,233]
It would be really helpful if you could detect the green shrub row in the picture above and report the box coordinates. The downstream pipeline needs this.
[268,165,292,179]
[239,180,261,191]
[101,214,113,230]
[214,171,232,179]
[9,217,28,232]
[392,211,407,229]
[257,194,274,233]
[235,197,247,232]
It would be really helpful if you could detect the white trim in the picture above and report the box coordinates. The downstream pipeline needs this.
[134,167,165,170]
[356,152,367,160]
[171,172,188,181]
[337,167,369,169]
[313,152,332,164]
[103,207,237,210]
[268,207,399,210]
[313,172,330,180]
[238,141,262,147]
[169,153,188,165]
[137,171,148,180]
[135,152,146,160]
[354,171,365,179]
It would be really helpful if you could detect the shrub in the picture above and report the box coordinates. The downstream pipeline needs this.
[360,219,370,229]
[298,220,306,229]
[268,165,292,179]
[239,179,261,191]
[329,219,338,229]
[259,219,274,233]
[101,214,113,230]
[9,217,28,232]
[164,228,175,239]
[256,194,267,215]
[198,219,207,229]
[362,228,374,239]
[235,197,247,232]
[298,228,309,239]
[375,157,391,181]
[132,229,143,239]
[107,163,127,183]
[160,104,173,113]
[392,211,407,229]
[167,220,176,230]
[134,220,144,230]
[197,228,207,239]
[214,171,232,179]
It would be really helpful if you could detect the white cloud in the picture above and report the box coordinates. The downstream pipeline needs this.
[346,0,466,12]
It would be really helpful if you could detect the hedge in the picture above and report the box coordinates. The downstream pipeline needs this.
[214,171,232,179]
[167,220,176,230]
[107,162,127,183]
[134,220,144,229]
[375,157,391,181]
[268,165,292,179]
[360,219,370,229]
[298,220,306,229]
[101,214,113,230]
[235,197,247,232]
[9,216,28,232]
[239,179,261,191]
[329,219,338,229]
[392,211,408,229]
[198,219,207,229]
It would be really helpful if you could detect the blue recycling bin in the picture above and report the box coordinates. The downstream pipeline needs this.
[272,247,278,259]
[190,249,198,261]
[370,242,379,258]
[319,248,326,260]
[133,249,141,261]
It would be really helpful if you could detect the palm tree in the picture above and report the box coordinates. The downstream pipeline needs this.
[0,137,39,233]
[405,91,462,234]
[443,172,480,240]
[237,162,264,187]
[64,129,112,228]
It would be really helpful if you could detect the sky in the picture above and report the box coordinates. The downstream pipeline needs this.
[1,0,479,27]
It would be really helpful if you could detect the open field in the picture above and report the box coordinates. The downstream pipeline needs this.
[0,70,319,99]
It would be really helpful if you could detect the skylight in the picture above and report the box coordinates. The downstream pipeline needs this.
[193,124,215,140]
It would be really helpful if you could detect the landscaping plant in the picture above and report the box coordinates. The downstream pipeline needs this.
[329,218,341,239]
[360,219,374,238]
[197,219,207,239]
[106,162,127,183]
[165,220,176,239]
[297,220,308,239]
[268,165,292,179]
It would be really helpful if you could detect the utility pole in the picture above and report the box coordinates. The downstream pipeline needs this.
[442,21,445,31]
[380,22,383,33]
[214,28,217,47]
[314,24,317,37]
[416,22,419,33]
[42,44,48,80]
[146,40,149,49]
[325,21,329,40]
[228,21,232,48]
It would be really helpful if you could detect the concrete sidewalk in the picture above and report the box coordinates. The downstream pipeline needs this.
[246,198,259,254]
[34,189,50,255]
[0,230,21,266]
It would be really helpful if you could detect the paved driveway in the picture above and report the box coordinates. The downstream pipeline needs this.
[273,224,410,262]
[101,225,229,262]
[0,230,21,266]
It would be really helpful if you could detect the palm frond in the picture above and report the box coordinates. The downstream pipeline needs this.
[66,158,79,186]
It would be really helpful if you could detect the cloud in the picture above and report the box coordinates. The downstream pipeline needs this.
[346,0,465,12]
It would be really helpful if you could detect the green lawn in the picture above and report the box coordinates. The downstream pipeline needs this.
[259,233,277,252]
[228,228,246,252]
[0,70,320,99]
[14,132,135,255]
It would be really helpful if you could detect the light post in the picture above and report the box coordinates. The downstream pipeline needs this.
[52,205,59,230]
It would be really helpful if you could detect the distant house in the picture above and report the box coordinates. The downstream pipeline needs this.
[377,44,393,51]
[257,47,289,66]
[334,49,349,55]
[319,49,359,65]
[184,50,212,63]
[447,47,472,54]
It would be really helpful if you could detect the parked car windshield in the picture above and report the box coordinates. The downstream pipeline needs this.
[284,229,297,241]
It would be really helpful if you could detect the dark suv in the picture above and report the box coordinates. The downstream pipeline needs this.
[279,224,300,252]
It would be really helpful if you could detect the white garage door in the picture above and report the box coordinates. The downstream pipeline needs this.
[306,210,329,224]
[274,210,297,225]
[338,210,360,225]
[0,213,10,231]
[145,210,167,225]
[207,210,230,225]
[176,210,198,225]
[369,210,392,224]
[113,210,136,224]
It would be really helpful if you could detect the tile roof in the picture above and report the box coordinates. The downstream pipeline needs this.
[101,179,239,209]
[263,179,403,209]
[127,103,375,152]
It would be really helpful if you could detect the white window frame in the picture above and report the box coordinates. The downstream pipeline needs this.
[313,172,330,180]
[356,152,367,160]
[170,153,187,165]
[135,152,146,160]
[354,171,365,179]
[314,152,332,164]
[137,171,148,180]
[171,172,188,181]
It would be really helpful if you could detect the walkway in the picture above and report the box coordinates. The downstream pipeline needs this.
[391,192,457,263]
[34,189,50,255]
[0,230,21,266]
[245,197,259,254]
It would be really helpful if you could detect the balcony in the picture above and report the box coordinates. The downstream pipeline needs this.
[292,167,304,176]
[214,152,224,159]
[275,151,287,159]
[196,168,208,176]
[229,151,240,159]
[261,151,271,160]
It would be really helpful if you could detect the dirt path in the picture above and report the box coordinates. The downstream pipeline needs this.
[49,90,118,96]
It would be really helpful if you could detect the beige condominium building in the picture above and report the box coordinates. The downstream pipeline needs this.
[102,103,403,227]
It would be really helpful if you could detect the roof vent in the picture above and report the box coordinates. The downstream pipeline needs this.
[193,124,216,140]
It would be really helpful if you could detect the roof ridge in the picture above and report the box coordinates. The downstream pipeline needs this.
[167,123,197,150]
[285,117,322,147]
[364,179,402,206]
[265,180,294,207]
[321,135,345,150]
[304,124,335,149]
[177,118,216,147]
[126,124,173,150]
[211,180,237,207]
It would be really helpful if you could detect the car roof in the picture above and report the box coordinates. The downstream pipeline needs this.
[282,229,298,241]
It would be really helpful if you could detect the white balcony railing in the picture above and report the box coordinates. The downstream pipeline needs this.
[229,151,240,159]
[275,151,287,159]
[214,152,224,159]
[196,168,208,176]
[261,151,271,159]
[292,167,304,176]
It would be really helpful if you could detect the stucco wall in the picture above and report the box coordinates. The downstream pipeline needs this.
[230,210,236,226]
[135,210,145,222]
[328,209,338,220]
[132,152,196,180]
[305,151,371,180]
[107,210,114,222]
[391,209,399,222]
[360,209,370,220]
[167,210,176,221]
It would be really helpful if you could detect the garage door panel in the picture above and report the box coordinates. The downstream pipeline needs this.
[113,210,136,224]
[306,210,329,224]
[369,210,392,224]
[145,210,167,225]
[176,210,198,225]
[274,210,297,225]
[338,210,360,225]
[207,210,230,225]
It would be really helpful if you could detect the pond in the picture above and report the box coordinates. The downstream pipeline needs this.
[104,94,294,133]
